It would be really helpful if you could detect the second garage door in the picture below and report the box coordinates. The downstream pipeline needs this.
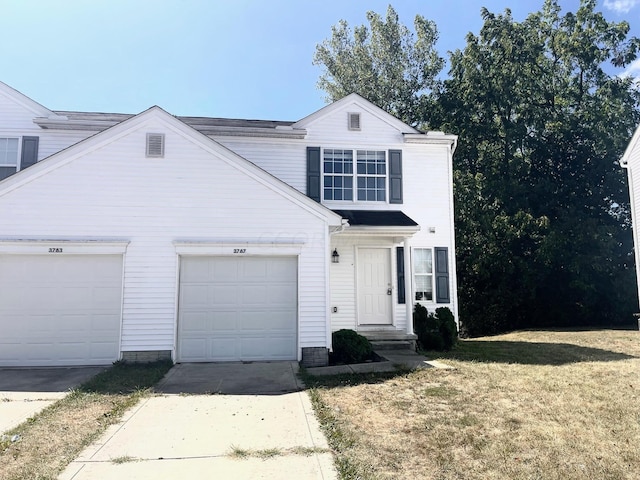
[178,256,298,362]
[0,254,123,367]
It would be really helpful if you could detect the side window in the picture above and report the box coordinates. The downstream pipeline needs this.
[413,248,433,301]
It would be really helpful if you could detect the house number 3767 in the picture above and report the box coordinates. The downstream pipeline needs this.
[48,248,63,253]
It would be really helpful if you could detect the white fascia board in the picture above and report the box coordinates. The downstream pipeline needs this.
[0,238,130,254]
[174,239,304,256]
[293,93,419,134]
[621,124,640,168]
[33,118,109,130]
[0,81,58,118]
[335,225,421,237]
[403,132,458,146]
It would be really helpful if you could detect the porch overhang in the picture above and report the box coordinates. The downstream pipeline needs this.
[331,209,420,237]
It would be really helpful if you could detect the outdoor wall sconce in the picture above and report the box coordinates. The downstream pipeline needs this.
[332,248,340,263]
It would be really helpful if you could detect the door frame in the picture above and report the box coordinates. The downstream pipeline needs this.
[355,246,394,327]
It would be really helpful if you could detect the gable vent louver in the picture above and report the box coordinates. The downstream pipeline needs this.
[348,112,361,131]
[146,133,165,157]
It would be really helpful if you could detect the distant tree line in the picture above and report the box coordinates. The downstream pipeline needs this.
[314,0,640,336]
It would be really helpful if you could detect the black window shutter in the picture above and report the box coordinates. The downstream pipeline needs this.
[307,146,321,202]
[435,247,450,303]
[389,149,403,204]
[397,247,405,304]
[20,136,39,170]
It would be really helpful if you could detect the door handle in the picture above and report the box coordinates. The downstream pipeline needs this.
[387,288,392,295]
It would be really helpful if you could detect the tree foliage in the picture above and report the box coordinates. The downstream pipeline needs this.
[315,0,640,335]
[313,5,443,126]
[435,0,640,335]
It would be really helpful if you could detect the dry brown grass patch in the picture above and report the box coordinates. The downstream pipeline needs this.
[309,329,640,480]
[0,360,172,480]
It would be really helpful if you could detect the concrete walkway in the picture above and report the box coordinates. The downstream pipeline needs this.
[59,362,337,480]
[305,349,449,376]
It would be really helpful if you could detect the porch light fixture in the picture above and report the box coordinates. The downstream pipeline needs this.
[332,248,340,263]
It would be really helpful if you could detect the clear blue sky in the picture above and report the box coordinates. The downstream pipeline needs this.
[1,0,638,120]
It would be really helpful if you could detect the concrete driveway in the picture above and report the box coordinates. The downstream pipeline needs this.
[0,367,106,434]
[60,362,337,480]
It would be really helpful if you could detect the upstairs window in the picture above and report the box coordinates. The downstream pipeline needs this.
[323,149,353,200]
[357,150,386,201]
[0,138,19,167]
[322,148,386,202]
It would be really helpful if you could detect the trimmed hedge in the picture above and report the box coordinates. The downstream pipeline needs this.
[331,329,373,364]
[413,305,458,351]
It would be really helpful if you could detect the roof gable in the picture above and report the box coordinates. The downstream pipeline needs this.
[0,81,63,119]
[293,93,419,134]
[0,105,341,226]
[621,123,640,168]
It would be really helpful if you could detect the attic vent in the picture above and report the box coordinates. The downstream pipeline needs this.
[146,133,165,157]
[348,112,361,131]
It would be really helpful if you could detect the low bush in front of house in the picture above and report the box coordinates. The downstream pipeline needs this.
[331,329,373,364]
[413,304,457,351]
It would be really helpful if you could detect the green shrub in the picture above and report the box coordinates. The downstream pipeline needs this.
[413,305,458,351]
[331,329,373,364]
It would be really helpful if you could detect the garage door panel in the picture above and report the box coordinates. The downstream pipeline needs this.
[58,342,89,361]
[212,258,240,280]
[269,284,297,304]
[179,256,297,362]
[91,314,121,334]
[211,311,237,330]
[0,254,123,367]
[210,338,238,359]
[181,284,209,305]
[212,285,239,305]
[243,285,268,304]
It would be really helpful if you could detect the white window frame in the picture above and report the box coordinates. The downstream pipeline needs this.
[0,137,20,168]
[413,247,434,302]
[321,148,388,203]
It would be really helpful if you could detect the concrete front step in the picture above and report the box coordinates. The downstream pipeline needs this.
[360,331,417,351]
[370,340,415,351]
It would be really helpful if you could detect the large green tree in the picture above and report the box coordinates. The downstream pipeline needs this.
[315,0,640,335]
[313,5,443,126]
[435,0,640,334]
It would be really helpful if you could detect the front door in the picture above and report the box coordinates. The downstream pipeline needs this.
[357,248,392,325]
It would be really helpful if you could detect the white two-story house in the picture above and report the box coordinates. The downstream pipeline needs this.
[0,81,457,367]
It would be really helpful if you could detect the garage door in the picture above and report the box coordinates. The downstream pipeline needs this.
[178,256,297,362]
[0,255,123,367]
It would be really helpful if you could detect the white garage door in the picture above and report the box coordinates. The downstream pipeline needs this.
[0,255,123,367]
[178,256,298,362]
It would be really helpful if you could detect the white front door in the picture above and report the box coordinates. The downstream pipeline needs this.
[357,248,392,325]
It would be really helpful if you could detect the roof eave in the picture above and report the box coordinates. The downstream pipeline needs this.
[336,225,421,236]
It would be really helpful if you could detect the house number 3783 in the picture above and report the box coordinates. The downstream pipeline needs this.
[48,248,63,253]
[233,249,246,254]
